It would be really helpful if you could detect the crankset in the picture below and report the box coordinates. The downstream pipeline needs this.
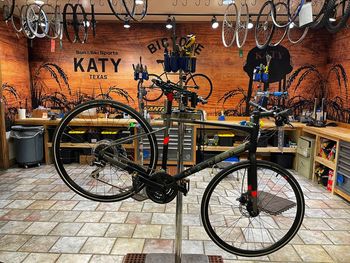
[145,172,178,204]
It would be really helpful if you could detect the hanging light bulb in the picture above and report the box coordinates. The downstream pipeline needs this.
[289,22,295,29]
[247,17,254,29]
[135,0,144,5]
[166,15,173,30]
[35,0,44,5]
[223,0,234,5]
[124,17,131,29]
[211,16,219,29]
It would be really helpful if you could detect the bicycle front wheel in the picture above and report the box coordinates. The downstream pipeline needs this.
[201,160,304,257]
[185,73,213,101]
[53,100,158,202]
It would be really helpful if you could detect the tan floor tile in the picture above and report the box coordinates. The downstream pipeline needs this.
[293,245,333,262]
[323,200,350,209]
[27,200,56,210]
[20,236,59,252]
[50,200,78,210]
[25,210,57,222]
[56,254,91,263]
[32,185,56,192]
[323,209,350,219]
[50,210,81,222]
[89,255,124,263]
[323,245,350,262]
[0,200,12,208]
[50,236,87,253]
[75,211,105,222]
[100,212,128,223]
[5,200,34,209]
[298,230,332,244]
[183,213,201,226]
[133,224,161,239]
[0,221,32,234]
[0,209,33,220]
[119,201,144,212]
[142,202,166,213]
[111,238,145,255]
[125,212,152,224]
[143,239,173,253]
[161,225,188,240]
[323,231,350,244]
[203,241,236,260]
[305,208,330,218]
[182,240,204,254]
[12,185,36,192]
[326,218,350,230]
[77,223,109,236]
[49,222,83,236]
[302,218,332,230]
[188,226,211,240]
[22,222,58,235]
[96,202,121,211]
[0,234,31,251]
[73,201,99,211]
[22,253,60,263]
[105,224,135,238]
[7,191,35,199]
[151,213,175,225]
[50,192,75,200]
[268,245,301,262]
[80,237,115,254]
[305,199,330,209]
[0,251,29,263]
[30,192,56,200]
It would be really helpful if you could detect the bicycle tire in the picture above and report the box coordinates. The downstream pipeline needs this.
[270,2,288,46]
[185,73,213,101]
[287,24,309,44]
[309,0,335,29]
[122,0,148,21]
[39,4,60,39]
[73,4,88,43]
[222,3,238,48]
[63,3,76,43]
[271,0,291,28]
[201,160,305,257]
[1,0,14,21]
[26,4,49,38]
[10,5,23,33]
[107,0,126,21]
[53,100,158,202]
[143,74,164,102]
[255,1,276,49]
[91,4,97,38]
[21,4,35,39]
[236,2,249,48]
[287,0,305,24]
[326,0,350,33]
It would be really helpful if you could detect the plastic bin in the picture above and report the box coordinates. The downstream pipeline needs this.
[10,126,44,167]
[218,133,235,146]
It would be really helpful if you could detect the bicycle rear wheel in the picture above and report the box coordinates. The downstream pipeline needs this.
[201,160,304,257]
[255,1,276,49]
[53,100,158,202]
[185,73,213,101]
[143,74,164,102]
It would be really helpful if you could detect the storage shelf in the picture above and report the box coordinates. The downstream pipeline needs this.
[202,146,297,153]
[47,142,134,149]
[315,156,336,170]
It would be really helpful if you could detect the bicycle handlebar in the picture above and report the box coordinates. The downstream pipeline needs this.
[249,101,292,124]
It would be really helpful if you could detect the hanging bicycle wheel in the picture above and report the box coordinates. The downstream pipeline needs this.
[73,4,88,43]
[270,2,288,46]
[26,4,49,38]
[309,0,335,29]
[39,4,60,39]
[10,5,23,33]
[236,2,249,48]
[288,0,305,24]
[53,100,158,202]
[271,0,291,28]
[108,0,127,21]
[201,160,304,257]
[21,5,35,39]
[123,0,148,21]
[63,3,76,43]
[222,3,238,47]
[287,23,309,44]
[1,0,14,21]
[326,0,350,33]
[185,73,213,101]
[255,1,276,49]
[143,74,164,102]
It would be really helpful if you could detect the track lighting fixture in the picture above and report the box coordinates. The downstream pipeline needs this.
[135,0,144,4]
[166,15,173,30]
[247,17,254,29]
[223,0,234,5]
[124,17,131,29]
[211,16,219,29]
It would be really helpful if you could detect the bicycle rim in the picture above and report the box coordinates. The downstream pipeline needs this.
[123,0,147,21]
[288,0,305,23]
[10,5,23,33]
[185,73,213,101]
[287,24,309,44]
[236,3,249,48]
[326,0,350,33]
[53,100,158,202]
[1,0,14,21]
[271,0,291,28]
[270,2,288,46]
[255,1,276,49]
[222,3,238,48]
[143,74,164,102]
[107,0,127,21]
[201,160,304,257]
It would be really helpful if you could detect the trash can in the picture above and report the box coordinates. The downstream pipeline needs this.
[10,126,44,168]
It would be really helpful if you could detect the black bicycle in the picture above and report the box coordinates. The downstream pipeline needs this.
[143,59,213,102]
[52,79,304,257]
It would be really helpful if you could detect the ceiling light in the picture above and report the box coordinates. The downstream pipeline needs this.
[166,15,173,30]
[135,0,143,4]
[124,18,130,29]
[247,17,254,29]
[223,0,234,5]
[289,22,295,29]
[34,0,44,5]
[211,16,219,29]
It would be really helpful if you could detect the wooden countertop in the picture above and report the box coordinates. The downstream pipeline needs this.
[303,125,350,142]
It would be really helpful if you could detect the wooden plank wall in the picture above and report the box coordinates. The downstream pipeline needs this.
[28,22,329,117]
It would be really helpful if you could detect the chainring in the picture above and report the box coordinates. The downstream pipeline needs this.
[146,172,178,204]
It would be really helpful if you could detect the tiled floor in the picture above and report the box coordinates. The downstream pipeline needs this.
[0,165,349,263]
